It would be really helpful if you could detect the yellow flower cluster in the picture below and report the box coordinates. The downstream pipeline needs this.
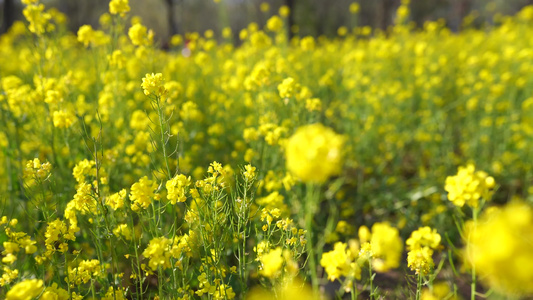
[445,164,495,208]
[406,227,441,274]
[76,24,111,47]
[23,158,51,182]
[22,3,51,35]
[67,259,105,285]
[465,202,533,296]
[6,279,43,300]
[52,110,75,129]
[128,23,153,46]
[285,123,344,183]
[141,73,168,97]
[166,174,192,204]
[130,176,159,211]
[320,242,361,283]
[109,0,130,17]
[359,222,403,272]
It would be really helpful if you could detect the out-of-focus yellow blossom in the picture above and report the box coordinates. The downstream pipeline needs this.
[338,26,348,36]
[305,98,322,112]
[166,174,191,204]
[260,2,270,12]
[52,110,75,128]
[445,164,495,208]
[349,2,360,14]
[266,16,283,32]
[0,266,18,286]
[21,0,39,4]
[141,73,168,97]
[109,0,130,16]
[277,77,299,99]
[406,227,441,274]
[320,242,361,282]
[259,247,283,278]
[279,5,290,18]
[128,23,153,46]
[366,222,403,272]
[130,176,159,211]
[113,223,132,240]
[285,123,344,183]
[76,25,110,47]
[77,25,94,47]
[41,283,69,300]
[421,282,457,300]
[465,202,533,296]
[247,279,319,300]
[23,158,51,181]
[23,4,51,35]
[6,279,44,300]
[109,50,126,69]
[300,36,315,51]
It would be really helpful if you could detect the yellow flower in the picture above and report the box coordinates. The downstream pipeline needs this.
[279,5,290,18]
[166,174,191,204]
[369,222,403,272]
[6,279,43,300]
[320,242,360,282]
[465,202,533,296]
[68,259,104,285]
[259,247,283,278]
[277,77,299,99]
[260,2,270,12]
[445,164,495,208]
[130,176,159,211]
[128,23,153,46]
[22,4,51,34]
[300,36,315,51]
[0,266,18,286]
[285,123,344,183]
[41,283,69,300]
[349,2,360,14]
[109,0,130,16]
[52,110,75,129]
[77,24,94,47]
[106,189,127,210]
[141,73,168,97]
[243,164,256,182]
[143,237,172,270]
[266,16,283,32]
[406,227,441,274]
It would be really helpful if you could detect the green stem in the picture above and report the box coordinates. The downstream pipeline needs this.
[304,183,319,292]
[368,260,374,300]
[156,96,172,180]
[471,207,478,300]
[416,273,422,300]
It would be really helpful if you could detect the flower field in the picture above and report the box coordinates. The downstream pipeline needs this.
[1,0,533,299]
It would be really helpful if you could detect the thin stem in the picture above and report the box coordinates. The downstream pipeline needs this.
[416,273,422,300]
[471,207,478,300]
[156,96,172,180]
[304,183,319,292]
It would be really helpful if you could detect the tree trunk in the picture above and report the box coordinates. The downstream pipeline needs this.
[2,0,16,34]
[285,0,295,39]
[165,0,178,36]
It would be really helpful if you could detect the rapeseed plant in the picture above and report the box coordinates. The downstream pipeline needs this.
[1,0,533,298]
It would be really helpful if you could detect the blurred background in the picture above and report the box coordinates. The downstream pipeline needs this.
[2,0,533,43]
